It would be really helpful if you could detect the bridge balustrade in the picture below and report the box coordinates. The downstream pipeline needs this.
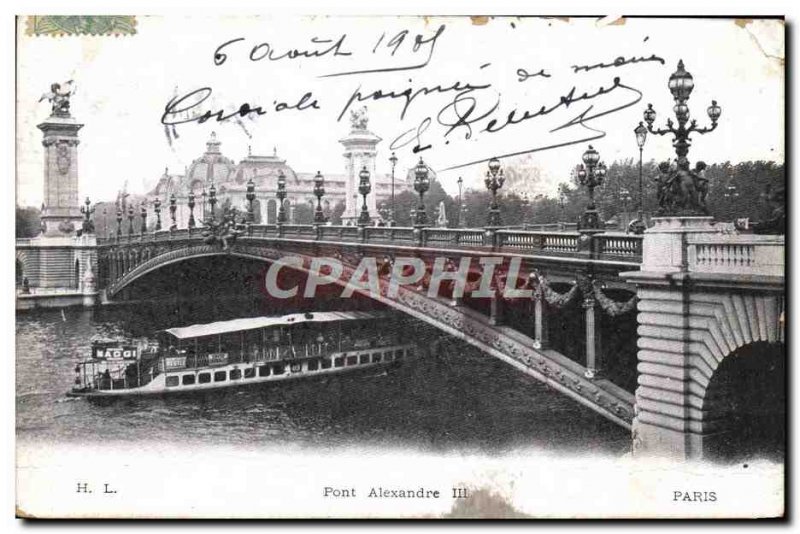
[686,234,784,277]
[97,224,644,262]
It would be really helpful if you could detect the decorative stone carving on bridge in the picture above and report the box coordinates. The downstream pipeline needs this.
[349,106,369,131]
[39,80,75,117]
[654,159,710,216]
[592,282,638,317]
[202,208,245,250]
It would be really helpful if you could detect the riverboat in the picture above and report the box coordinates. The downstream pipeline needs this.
[68,311,419,398]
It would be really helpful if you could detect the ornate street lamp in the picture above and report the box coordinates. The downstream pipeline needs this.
[313,171,326,224]
[484,157,505,227]
[140,202,147,234]
[116,208,123,237]
[576,145,607,233]
[153,198,162,231]
[558,183,569,225]
[201,188,207,222]
[246,177,256,223]
[628,121,648,234]
[620,187,632,233]
[276,171,287,224]
[127,204,135,237]
[357,166,372,226]
[642,60,721,215]
[521,192,531,227]
[389,152,398,226]
[80,197,94,234]
[413,157,430,227]
[169,193,177,230]
[456,176,463,228]
[187,191,196,229]
[208,183,218,223]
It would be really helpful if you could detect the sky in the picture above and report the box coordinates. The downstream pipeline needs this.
[15,16,784,207]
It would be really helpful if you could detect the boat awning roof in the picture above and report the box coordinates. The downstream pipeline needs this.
[163,311,389,340]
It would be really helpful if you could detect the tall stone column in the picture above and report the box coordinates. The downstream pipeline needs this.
[37,112,84,236]
[339,107,381,223]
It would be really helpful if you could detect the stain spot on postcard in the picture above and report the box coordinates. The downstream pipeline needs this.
[470,16,489,26]
[442,488,529,519]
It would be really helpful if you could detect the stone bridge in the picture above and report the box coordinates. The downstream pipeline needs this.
[20,216,784,460]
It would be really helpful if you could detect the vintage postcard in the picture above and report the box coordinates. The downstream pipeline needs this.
[14,15,785,519]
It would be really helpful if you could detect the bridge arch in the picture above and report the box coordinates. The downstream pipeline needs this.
[686,292,785,460]
[103,242,635,429]
[701,340,785,461]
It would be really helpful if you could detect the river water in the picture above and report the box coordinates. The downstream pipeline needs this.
[16,305,630,455]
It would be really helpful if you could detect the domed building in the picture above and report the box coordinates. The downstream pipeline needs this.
[148,121,407,225]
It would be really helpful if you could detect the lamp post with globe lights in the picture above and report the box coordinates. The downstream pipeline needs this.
[576,145,607,233]
[620,187,633,233]
[140,203,147,234]
[246,177,256,223]
[169,193,177,231]
[313,171,326,225]
[153,198,162,231]
[628,122,648,234]
[187,191,196,229]
[642,60,721,215]
[557,183,569,229]
[276,171,287,224]
[413,158,430,228]
[208,183,217,223]
[357,166,372,227]
[127,204,135,237]
[484,158,505,227]
[80,197,95,234]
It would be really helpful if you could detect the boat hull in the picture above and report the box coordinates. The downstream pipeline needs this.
[68,344,416,400]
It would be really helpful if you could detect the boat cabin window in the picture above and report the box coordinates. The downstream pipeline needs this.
[230,369,242,380]
[166,376,179,387]
[372,353,381,363]
[395,349,404,360]
[307,359,319,371]
[385,352,394,361]
[272,364,285,375]
[258,365,270,377]
[244,368,256,379]
[322,359,332,369]
[182,374,196,386]
[214,371,226,382]
[360,354,369,364]
[198,373,211,384]
[334,357,344,368]
[346,355,358,366]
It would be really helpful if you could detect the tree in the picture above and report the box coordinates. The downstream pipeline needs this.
[16,205,41,238]
[329,201,346,225]
[292,203,314,224]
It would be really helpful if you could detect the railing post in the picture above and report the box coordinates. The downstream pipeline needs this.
[489,292,503,326]
[534,291,549,350]
[483,228,497,249]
